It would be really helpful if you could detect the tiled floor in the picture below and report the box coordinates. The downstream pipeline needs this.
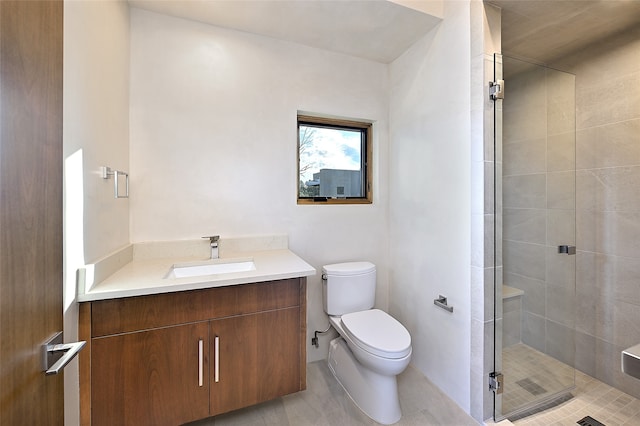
[187,360,478,425]
[502,343,575,414]
[186,350,640,426]
[498,344,640,426]
[510,370,640,426]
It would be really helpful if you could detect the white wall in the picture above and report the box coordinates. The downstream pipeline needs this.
[64,0,130,263]
[128,8,390,362]
[389,0,472,412]
[63,0,130,424]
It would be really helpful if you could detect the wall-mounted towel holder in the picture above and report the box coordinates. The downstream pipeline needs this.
[101,166,129,199]
[434,295,453,313]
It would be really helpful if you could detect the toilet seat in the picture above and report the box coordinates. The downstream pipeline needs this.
[341,309,411,359]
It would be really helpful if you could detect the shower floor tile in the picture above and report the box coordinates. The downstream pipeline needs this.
[503,343,575,415]
[506,345,640,425]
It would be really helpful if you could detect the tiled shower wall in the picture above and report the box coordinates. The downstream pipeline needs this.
[551,27,640,399]
[501,61,576,365]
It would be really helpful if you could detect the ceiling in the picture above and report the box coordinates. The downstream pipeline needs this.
[487,0,640,65]
[127,1,640,69]
[128,0,442,64]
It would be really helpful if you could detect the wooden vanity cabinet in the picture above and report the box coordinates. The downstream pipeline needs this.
[90,322,210,425]
[79,278,306,426]
[210,306,301,415]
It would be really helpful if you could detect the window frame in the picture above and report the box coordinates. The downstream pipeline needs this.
[297,114,373,205]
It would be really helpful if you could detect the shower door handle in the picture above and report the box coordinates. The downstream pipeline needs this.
[558,245,576,255]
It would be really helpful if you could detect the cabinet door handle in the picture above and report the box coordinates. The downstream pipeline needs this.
[214,336,220,383]
[198,339,204,387]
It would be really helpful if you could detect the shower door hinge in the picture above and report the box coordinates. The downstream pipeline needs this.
[489,80,504,100]
[489,372,504,394]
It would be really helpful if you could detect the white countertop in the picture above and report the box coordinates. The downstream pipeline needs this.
[78,248,316,302]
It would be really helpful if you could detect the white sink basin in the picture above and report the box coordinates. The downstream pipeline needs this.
[165,258,255,279]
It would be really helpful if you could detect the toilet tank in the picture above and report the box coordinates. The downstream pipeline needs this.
[322,261,376,316]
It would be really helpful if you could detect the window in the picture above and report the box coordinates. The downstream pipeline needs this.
[297,115,372,204]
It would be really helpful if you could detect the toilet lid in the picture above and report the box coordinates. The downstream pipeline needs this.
[323,261,375,276]
[341,309,411,359]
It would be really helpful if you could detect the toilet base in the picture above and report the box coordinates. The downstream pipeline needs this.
[328,337,402,425]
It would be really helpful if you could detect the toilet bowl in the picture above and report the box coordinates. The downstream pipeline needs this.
[329,310,411,376]
[322,262,412,425]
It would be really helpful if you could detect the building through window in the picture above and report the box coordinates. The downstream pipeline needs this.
[297,114,372,204]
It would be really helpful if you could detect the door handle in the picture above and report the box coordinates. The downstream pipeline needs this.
[558,245,576,255]
[198,339,204,387]
[214,336,220,383]
[42,332,86,375]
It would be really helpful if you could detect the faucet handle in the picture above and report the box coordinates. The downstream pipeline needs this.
[202,235,219,244]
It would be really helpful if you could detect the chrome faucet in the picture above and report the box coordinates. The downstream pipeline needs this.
[203,235,219,259]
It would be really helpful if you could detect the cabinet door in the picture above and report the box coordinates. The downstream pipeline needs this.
[91,322,209,426]
[210,307,301,415]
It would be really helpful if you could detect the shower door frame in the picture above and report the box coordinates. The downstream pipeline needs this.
[492,53,578,421]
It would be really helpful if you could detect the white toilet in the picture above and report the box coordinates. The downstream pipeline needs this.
[322,261,412,425]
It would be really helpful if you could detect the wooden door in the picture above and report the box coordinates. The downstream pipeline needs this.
[90,323,210,426]
[210,307,301,416]
[0,1,64,425]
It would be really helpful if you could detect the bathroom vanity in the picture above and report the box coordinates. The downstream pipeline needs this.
[77,239,314,426]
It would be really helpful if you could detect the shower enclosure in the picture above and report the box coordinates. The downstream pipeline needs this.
[493,54,577,420]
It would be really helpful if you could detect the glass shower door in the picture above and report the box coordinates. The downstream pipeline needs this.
[493,54,577,420]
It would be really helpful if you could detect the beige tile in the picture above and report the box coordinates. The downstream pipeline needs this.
[521,312,545,352]
[503,240,546,281]
[577,166,640,213]
[604,211,640,257]
[626,412,640,425]
[502,344,574,417]
[545,246,575,288]
[576,119,640,170]
[503,208,546,245]
[612,300,640,349]
[620,398,640,418]
[547,132,575,173]
[546,285,576,328]
[576,71,640,130]
[547,171,575,210]
[508,347,640,425]
[545,320,575,365]
[554,29,640,83]
[503,138,546,177]
[503,174,547,209]
[575,331,596,375]
[609,255,640,306]
[546,209,575,248]
[503,311,522,348]
[579,211,640,258]
[504,272,545,317]
[504,69,547,140]
[575,209,596,252]
[484,161,496,214]
[546,70,576,136]
[576,169,597,212]
[189,361,478,426]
